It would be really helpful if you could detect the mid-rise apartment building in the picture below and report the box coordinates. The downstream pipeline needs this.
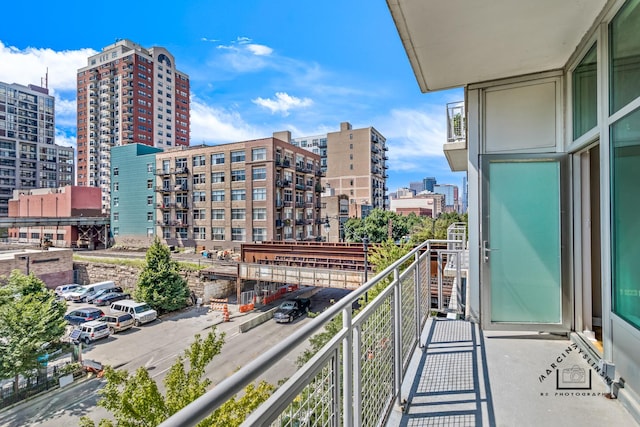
[110,144,163,246]
[291,122,388,217]
[76,39,190,212]
[0,82,74,216]
[110,134,324,249]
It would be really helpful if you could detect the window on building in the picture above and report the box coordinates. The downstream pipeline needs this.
[252,147,267,161]
[147,163,153,173]
[147,179,153,189]
[232,208,246,220]
[253,208,267,220]
[193,173,206,185]
[232,227,245,241]
[212,153,225,165]
[147,212,153,221]
[211,172,225,183]
[211,209,225,220]
[253,188,266,201]
[253,228,267,242]
[231,150,245,162]
[252,167,266,180]
[193,227,206,240]
[114,167,119,176]
[212,227,225,240]
[231,189,246,201]
[113,212,119,221]
[610,0,640,115]
[113,197,119,207]
[147,196,153,205]
[192,155,206,167]
[212,190,225,201]
[193,191,206,202]
[114,182,119,191]
[611,107,640,331]
[231,169,246,182]
[193,209,206,220]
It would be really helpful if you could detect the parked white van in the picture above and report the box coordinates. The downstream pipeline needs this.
[109,300,157,326]
[67,281,117,303]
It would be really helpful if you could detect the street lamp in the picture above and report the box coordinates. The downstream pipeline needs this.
[324,215,344,242]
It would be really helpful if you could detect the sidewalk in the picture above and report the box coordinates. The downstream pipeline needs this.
[387,318,638,427]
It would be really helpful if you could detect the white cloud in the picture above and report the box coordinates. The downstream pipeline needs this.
[0,41,95,94]
[55,129,76,149]
[213,37,275,72]
[252,92,313,116]
[189,96,262,144]
[245,44,273,56]
[377,107,447,172]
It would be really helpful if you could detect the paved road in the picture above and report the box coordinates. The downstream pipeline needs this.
[0,287,351,427]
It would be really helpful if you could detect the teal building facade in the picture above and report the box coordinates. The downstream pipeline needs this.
[110,144,162,246]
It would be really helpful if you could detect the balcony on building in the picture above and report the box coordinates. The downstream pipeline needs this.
[444,101,467,172]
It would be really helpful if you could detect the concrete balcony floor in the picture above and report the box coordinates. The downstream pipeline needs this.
[386,318,638,427]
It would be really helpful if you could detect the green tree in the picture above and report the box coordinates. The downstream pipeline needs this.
[135,237,190,313]
[80,330,274,427]
[343,209,420,243]
[0,270,67,392]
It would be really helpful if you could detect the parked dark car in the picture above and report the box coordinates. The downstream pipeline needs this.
[86,287,123,304]
[273,298,311,323]
[64,307,105,326]
[93,292,130,307]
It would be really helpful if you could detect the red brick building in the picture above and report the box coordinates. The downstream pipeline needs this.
[7,186,104,248]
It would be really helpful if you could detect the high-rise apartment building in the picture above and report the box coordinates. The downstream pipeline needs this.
[0,82,74,216]
[76,39,190,212]
[291,122,388,217]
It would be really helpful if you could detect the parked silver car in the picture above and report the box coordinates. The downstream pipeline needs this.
[75,320,110,344]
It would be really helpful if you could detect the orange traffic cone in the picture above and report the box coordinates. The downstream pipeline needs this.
[223,304,230,322]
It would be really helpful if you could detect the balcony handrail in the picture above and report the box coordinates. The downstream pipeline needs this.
[159,237,468,427]
[446,101,466,142]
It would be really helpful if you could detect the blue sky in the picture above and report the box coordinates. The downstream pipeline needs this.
[0,0,465,193]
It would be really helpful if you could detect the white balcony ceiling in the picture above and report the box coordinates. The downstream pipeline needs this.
[387,0,609,92]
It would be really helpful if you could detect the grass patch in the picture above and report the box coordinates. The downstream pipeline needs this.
[73,255,207,271]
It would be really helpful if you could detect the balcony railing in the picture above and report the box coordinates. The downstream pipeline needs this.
[447,101,466,142]
[159,224,469,427]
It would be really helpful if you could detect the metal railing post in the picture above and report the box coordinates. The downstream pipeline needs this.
[414,251,421,341]
[393,267,403,408]
[353,325,362,427]
[437,252,444,312]
[343,306,354,427]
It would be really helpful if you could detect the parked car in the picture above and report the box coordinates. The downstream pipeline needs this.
[97,312,135,334]
[93,292,130,307]
[66,281,117,303]
[64,307,105,326]
[273,298,311,323]
[54,284,82,297]
[75,320,110,344]
[86,287,123,304]
[110,300,157,326]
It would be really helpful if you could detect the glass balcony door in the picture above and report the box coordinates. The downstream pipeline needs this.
[481,155,570,331]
